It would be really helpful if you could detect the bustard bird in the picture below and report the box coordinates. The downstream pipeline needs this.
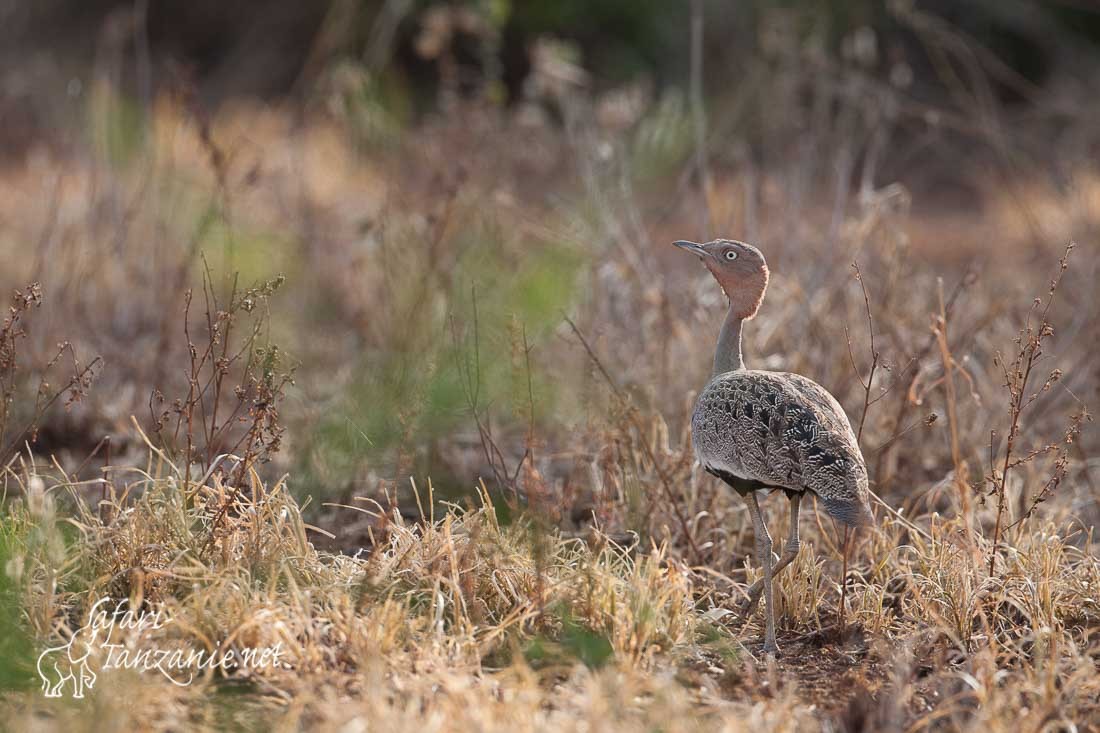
[674,239,874,655]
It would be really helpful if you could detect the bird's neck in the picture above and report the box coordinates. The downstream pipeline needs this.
[713,305,745,375]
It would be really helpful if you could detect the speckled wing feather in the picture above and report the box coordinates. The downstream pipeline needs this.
[691,370,874,526]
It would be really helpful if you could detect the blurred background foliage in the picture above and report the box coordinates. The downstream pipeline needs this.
[4,1,1100,130]
[3,0,1097,205]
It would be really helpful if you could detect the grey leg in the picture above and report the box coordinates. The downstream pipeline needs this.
[739,493,802,617]
[743,491,779,654]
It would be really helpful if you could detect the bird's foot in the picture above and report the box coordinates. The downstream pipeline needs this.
[762,639,780,656]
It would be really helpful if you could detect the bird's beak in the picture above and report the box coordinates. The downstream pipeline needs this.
[673,240,708,258]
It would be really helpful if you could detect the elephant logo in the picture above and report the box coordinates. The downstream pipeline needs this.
[37,597,112,698]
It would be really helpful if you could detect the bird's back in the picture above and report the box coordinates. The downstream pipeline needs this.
[692,369,873,526]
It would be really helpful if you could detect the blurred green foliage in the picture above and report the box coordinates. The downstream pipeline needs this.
[330,61,413,152]
[524,603,614,670]
[632,91,693,182]
[200,214,300,287]
[0,514,47,692]
[90,82,147,167]
[303,225,585,498]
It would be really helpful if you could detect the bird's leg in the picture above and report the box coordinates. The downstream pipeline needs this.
[744,491,779,654]
[739,493,802,617]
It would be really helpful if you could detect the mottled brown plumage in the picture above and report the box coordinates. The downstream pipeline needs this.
[674,238,874,655]
[692,369,873,526]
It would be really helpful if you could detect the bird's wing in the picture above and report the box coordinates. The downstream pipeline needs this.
[694,370,872,525]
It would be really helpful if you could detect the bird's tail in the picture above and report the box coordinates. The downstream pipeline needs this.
[821,495,876,527]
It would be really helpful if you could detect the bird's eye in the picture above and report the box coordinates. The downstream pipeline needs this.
[724,250,738,260]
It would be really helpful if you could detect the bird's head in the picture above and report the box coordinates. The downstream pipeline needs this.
[673,239,770,319]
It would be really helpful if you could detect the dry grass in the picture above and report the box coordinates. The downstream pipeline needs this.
[1,428,1097,731]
